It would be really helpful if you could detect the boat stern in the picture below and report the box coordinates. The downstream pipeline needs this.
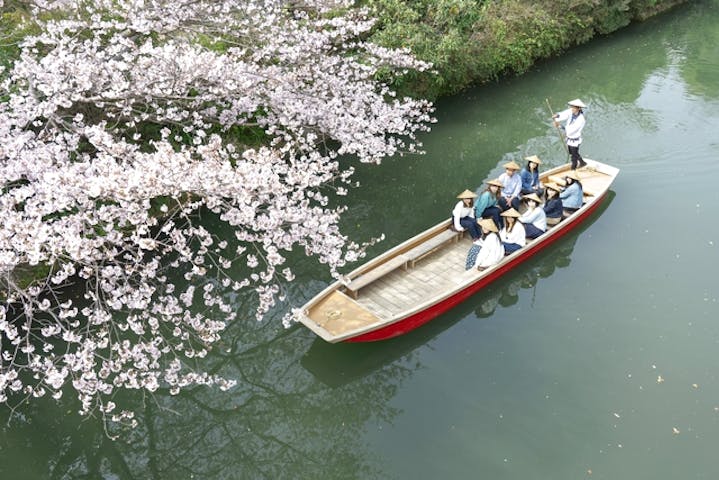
[299,289,385,343]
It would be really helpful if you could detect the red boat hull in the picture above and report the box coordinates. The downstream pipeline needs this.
[345,192,607,342]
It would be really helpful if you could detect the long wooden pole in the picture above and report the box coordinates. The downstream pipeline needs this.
[546,98,569,155]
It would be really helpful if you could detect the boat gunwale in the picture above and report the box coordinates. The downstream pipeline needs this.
[299,160,619,343]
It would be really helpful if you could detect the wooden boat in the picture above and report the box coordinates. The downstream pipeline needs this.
[298,160,619,343]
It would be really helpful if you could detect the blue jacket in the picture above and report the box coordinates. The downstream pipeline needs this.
[519,168,539,193]
[544,197,563,218]
[559,182,583,209]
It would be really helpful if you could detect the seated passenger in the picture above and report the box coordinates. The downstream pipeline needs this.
[518,193,547,239]
[559,170,584,213]
[465,218,504,271]
[474,178,504,230]
[519,155,544,197]
[497,161,522,211]
[543,183,563,225]
[499,208,526,255]
[452,189,481,240]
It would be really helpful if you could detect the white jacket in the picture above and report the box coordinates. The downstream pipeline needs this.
[519,206,547,231]
[473,233,504,268]
[500,222,526,246]
[555,108,586,147]
[452,200,475,231]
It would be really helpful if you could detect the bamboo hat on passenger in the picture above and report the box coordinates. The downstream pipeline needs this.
[522,193,543,204]
[524,155,542,165]
[486,178,503,188]
[457,189,478,199]
[564,170,581,182]
[567,98,587,108]
[545,182,562,192]
[477,218,498,233]
[503,161,521,171]
[500,208,521,218]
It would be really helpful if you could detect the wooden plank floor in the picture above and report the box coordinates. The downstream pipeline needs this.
[357,237,473,316]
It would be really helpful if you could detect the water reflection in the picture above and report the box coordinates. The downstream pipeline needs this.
[303,192,615,387]
[0,314,413,479]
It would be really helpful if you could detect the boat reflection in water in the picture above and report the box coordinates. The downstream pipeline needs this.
[301,191,615,387]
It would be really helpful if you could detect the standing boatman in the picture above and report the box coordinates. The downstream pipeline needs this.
[553,99,587,170]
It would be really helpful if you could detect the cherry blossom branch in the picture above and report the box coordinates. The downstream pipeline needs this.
[0,0,434,427]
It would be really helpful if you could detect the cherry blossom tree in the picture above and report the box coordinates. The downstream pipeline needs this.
[0,0,433,425]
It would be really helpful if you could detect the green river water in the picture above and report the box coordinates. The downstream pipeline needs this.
[2,2,719,479]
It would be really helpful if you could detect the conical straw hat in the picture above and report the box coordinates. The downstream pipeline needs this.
[524,155,542,165]
[477,218,498,233]
[564,170,581,182]
[486,178,503,188]
[500,208,521,218]
[503,161,521,171]
[522,193,542,204]
[457,189,478,199]
[567,98,587,108]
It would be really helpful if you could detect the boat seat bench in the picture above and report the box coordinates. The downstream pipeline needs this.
[403,229,461,268]
[343,229,461,298]
[344,254,409,298]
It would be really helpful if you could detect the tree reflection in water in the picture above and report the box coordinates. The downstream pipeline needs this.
[0,298,413,479]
